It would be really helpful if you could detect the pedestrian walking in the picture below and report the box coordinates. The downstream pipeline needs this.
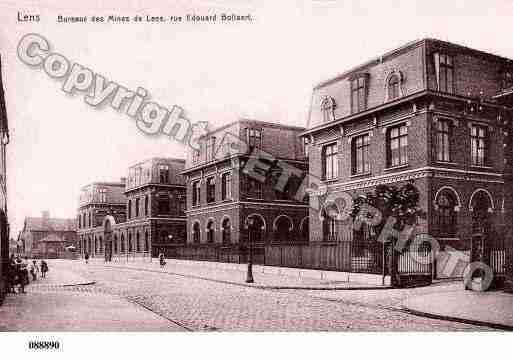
[159,252,166,267]
[84,251,89,264]
[40,260,48,278]
[28,260,37,281]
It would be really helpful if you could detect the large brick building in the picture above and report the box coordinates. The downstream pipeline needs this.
[77,158,186,259]
[182,119,309,246]
[0,55,10,303]
[300,39,513,267]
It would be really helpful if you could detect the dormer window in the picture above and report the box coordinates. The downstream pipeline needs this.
[320,96,336,122]
[350,74,369,114]
[384,70,404,102]
[158,164,169,183]
[433,53,454,94]
[246,128,262,151]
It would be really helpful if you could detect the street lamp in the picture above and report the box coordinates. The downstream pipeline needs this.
[245,218,254,283]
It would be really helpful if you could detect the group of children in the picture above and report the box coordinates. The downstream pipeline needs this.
[8,254,48,294]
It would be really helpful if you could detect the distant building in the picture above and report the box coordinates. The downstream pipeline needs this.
[19,211,77,258]
[0,55,10,303]
[76,158,186,259]
[182,119,309,246]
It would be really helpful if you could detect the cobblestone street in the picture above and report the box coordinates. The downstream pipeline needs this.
[1,260,494,331]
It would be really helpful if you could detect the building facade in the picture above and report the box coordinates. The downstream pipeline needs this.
[77,181,127,258]
[0,55,10,303]
[182,119,309,246]
[124,157,186,257]
[20,211,77,258]
[300,39,513,276]
[77,158,186,259]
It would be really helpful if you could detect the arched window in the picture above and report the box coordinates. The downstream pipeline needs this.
[206,220,215,243]
[322,203,339,241]
[128,232,133,252]
[274,216,293,242]
[136,231,140,252]
[246,214,265,243]
[470,190,493,236]
[193,222,201,243]
[388,74,400,100]
[144,231,149,252]
[222,218,231,244]
[436,191,458,237]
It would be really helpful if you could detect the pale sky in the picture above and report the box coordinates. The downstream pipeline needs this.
[1,0,512,237]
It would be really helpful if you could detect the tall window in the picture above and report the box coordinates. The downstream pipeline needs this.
[471,124,488,166]
[206,137,216,162]
[192,181,200,206]
[247,128,262,150]
[436,119,451,162]
[206,177,216,203]
[322,143,338,180]
[135,197,140,217]
[436,53,454,93]
[388,74,400,100]
[350,75,367,114]
[221,172,232,200]
[245,176,263,199]
[128,199,132,219]
[192,149,200,164]
[159,164,169,183]
[387,124,408,167]
[436,191,457,237]
[302,137,310,157]
[352,134,370,174]
[144,195,149,216]
[158,193,170,214]
[322,204,339,241]
[177,194,185,216]
[97,188,107,202]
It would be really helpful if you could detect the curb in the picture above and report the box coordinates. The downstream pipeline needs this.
[400,305,513,331]
[62,281,96,287]
[98,264,390,291]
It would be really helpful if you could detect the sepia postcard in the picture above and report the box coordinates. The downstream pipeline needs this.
[0,0,511,357]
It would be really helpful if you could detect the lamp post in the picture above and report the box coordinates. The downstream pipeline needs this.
[246,218,254,283]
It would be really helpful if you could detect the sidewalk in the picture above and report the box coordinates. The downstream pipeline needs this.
[0,261,182,331]
[86,257,391,290]
[401,286,513,330]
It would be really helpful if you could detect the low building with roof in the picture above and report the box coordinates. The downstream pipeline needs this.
[19,211,77,258]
